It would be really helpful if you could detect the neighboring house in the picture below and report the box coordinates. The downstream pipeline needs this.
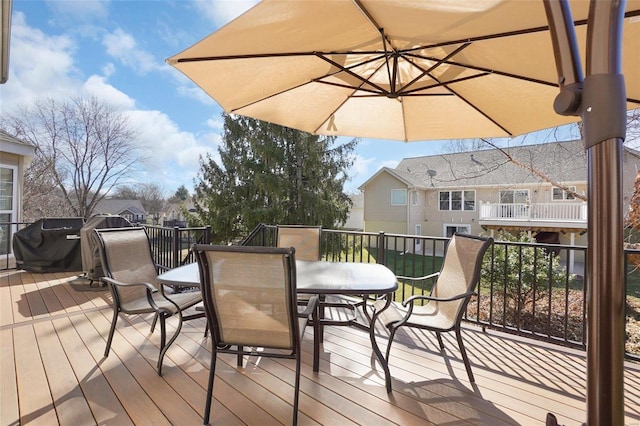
[343,193,364,230]
[161,197,196,228]
[359,140,640,251]
[93,199,147,224]
[0,130,35,266]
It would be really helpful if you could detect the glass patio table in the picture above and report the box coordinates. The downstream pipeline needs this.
[157,259,398,392]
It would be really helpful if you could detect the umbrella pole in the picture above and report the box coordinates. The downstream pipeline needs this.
[584,2,627,424]
[545,1,627,424]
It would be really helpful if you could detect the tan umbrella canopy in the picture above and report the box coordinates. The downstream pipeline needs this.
[167,0,639,142]
[168,1,640,424]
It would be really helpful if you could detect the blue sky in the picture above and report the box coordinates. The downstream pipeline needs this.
[2,0,582,196]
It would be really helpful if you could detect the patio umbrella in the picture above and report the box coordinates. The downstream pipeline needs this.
[167,0,639,142]
[167,1,640,424]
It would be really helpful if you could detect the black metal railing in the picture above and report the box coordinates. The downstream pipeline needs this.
[3,220,638,360]
[240,224,639,361]
[145,225,211,268]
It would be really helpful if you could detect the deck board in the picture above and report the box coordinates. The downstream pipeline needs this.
[2,269,639,425]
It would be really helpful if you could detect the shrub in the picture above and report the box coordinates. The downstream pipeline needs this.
[480,231,571,327]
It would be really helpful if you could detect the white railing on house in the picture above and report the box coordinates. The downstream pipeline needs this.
[479,202,588,222]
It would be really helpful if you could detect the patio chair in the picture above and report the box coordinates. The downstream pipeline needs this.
[194,244,319,426]
[95,227,203,376]
[378,233,492,383]
[277,225,333,332]
[276,225,322,261]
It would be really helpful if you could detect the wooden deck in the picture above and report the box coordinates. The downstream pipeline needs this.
[1,269,639,426]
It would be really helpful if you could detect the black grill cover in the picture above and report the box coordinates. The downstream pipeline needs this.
[13,218,85,273]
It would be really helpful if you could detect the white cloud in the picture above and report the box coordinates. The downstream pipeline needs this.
[0,12,81,109]
[83,75,136,109]
[102,28,158,75]
[47,0,110,22]
[102,62,116,77]
[124,109,219,192]
[197,0,258,27]
[176,82,218,106]
[2,11,212,193]
[205,116,225,132]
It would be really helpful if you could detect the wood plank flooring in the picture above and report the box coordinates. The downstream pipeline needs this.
[1,269,639,425]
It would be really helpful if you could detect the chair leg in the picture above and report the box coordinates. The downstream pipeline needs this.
[385,326,398,361]
[150,312,159,332]
[318,295,326,342]
[292,352,301,426]
[436,331,445,351]
[455,327,475,383]
[203,348,217,425]
[104,308,119,357]
[312,304,320,372]
[157,313,183,376]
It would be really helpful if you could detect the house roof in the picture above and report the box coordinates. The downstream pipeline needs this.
[0,129,35,158]
[94,199,147,216]
[361,140,592,190]
[358,166,426,190]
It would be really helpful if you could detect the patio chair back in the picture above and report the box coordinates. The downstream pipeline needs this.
[194,244,317,425]
[96,227,160,309]
[277,225,321,261]
[197,245,298,348]
[432,233,491,328]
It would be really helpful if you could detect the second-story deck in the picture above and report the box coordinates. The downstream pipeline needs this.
[479,202,588,231]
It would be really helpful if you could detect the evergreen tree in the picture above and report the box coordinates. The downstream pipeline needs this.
[173,185,190,201]
[192,115,358,243]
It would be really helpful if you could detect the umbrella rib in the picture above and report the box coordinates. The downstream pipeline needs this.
[401,73,491,96]
[170,51,321,64]
[400,42,472,94]
[406,52,560,88]
[315,53,391,96]
[312,80,391,97]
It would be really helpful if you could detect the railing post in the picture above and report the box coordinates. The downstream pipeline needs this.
[204,225,211,244]
[377,231,386,265]
[173,226,180,269]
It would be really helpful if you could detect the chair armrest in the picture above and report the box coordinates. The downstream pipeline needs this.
[396,272,440,281]
[102,277,178,315]
[402,290,476,307]
[298,295,319,318]
[102,276,157,292]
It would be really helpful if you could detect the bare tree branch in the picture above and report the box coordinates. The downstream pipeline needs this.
[480,138,588,201]
[1,96,142,220]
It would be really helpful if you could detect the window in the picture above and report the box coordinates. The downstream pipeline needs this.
[439,190,475,211]
[444,224,470,237]
[391,189,407,206]
[553,186,576,200]
[0,166,17,256]
[499,189,529,204]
